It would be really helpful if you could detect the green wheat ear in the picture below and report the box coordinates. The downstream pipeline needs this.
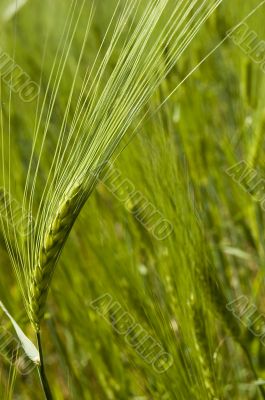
[191,304,217,399]
[28,181,83,331]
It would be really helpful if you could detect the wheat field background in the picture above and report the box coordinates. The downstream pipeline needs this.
[0,1,265,399]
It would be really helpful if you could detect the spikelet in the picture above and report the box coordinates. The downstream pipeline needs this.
[197,264,242,341]
[192,303,219,400]
[29,181,83,331]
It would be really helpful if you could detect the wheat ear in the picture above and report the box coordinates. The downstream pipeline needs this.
[29,181,83,331]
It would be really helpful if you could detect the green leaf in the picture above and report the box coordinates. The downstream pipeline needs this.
[1,0,28,21]
[0,301,40,364]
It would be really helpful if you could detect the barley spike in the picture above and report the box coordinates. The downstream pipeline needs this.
[29,181,83,331]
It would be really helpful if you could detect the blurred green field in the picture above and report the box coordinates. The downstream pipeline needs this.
[1,1,265,399]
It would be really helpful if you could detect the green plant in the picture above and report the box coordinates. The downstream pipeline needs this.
[1,0,265,399]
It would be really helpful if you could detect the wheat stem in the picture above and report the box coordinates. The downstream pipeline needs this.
[37,331,54,400]
[241,343,265,400]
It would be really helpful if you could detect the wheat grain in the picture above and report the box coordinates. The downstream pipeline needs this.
[28,181,83,331]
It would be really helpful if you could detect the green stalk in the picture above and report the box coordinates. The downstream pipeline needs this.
[241,343,265,400]
[36,332,54,400]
